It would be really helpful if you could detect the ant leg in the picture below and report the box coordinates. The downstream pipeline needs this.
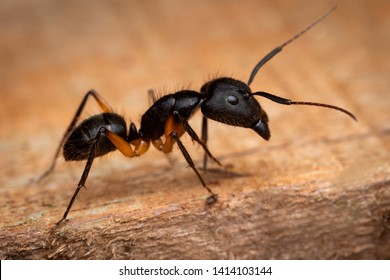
[101,127,151,157]
[173,111,221,167]
[170,132,218,204]
[103,128,136,157]
[161,115,217,203]
[147,89,176,164]
[147,88,158,106]
[56,128,102,225]
[39,90,112,181]
[201,116,209,171]
[161,115,186,153]
[57,126,142,225]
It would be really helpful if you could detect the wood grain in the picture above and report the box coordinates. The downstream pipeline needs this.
[1,0,389,259]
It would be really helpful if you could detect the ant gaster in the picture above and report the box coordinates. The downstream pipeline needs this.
[40,7,357,225]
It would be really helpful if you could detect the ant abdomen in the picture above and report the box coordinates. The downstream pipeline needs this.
[63,113,126,161]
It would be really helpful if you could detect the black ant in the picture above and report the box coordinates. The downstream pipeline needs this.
[40,7,357,225]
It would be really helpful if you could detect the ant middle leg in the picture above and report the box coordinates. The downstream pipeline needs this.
[170,132,218,204]
[162,115,217,203]
[39,90,112,181]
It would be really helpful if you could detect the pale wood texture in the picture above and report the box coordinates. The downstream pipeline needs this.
[1,0,389,259]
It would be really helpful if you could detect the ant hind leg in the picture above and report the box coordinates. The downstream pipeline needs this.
[56,128,102,225]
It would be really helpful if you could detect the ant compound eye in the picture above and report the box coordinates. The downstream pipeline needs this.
[226,95,239,105]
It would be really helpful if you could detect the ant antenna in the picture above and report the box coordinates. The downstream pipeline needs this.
[247,6,337,86]
[252,91,358,121]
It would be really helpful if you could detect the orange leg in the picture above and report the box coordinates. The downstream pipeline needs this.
[104,130,136,157]
[135,140,150,156]
[103,129,151,157]
[162,115,186,153]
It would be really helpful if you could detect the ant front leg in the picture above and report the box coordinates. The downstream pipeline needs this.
[163,114,218,204]
[39,90,112,181]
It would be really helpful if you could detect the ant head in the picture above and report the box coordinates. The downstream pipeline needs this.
[198,8,357,143]
[200,77,270,140]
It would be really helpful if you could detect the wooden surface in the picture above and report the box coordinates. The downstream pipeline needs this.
[1,0,389,259]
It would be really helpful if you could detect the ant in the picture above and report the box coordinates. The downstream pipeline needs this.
[40,7,357,225]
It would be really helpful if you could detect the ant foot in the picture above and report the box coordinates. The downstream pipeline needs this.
[56,217,68,226]
[205,193,218,205]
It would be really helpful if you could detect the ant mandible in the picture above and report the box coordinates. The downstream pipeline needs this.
[40,7,357,225]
